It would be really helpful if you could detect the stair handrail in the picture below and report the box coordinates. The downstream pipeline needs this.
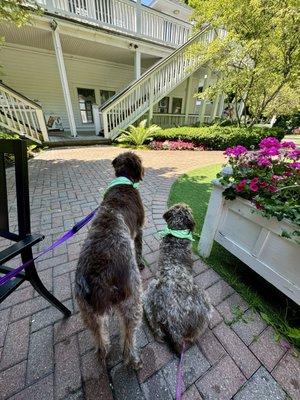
[99,26,212,113]
[0,82,48,143]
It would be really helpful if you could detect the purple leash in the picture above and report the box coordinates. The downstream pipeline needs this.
[0,208,98,286]
[175,341,186,400]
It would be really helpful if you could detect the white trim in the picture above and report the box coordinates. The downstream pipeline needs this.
[52,25,77,137]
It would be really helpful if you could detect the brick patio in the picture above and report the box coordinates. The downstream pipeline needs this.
[0,146,299,400]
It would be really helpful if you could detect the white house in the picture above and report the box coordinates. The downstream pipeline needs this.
[0,0,224,144]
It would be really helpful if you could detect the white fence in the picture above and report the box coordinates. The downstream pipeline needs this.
[0,83,48,143]
[36,0,191,47]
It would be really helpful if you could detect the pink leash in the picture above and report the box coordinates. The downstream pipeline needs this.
[175,341,186,400]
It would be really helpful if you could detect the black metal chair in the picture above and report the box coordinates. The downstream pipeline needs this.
[0,138,71,316]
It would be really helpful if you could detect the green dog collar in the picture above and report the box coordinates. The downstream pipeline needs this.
[105,176,139,194]
[158,227,195,242]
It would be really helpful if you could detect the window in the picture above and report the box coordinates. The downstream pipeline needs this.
[196,86,203,106]
[100,89,116,105]
[77,88,95,124]
[158,97,169,114]
[172,98,183,114]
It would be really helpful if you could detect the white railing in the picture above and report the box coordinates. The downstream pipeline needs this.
[36,0,191,47]
[99,27,218,138]
[0,82,48,143]
[152,113,200,128]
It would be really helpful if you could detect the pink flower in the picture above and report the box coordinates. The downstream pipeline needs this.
[235,179,247,192]
[257,157,272,167]
[260,181,268,188]
[290,162,300,169]
[260,146,279,156]
[281,141,296,149]
[272,175,283,181]
[259,137,281,149]
[255,201,264,210]
[268,185,277,193]
[249,178,259,192]
[225,145,248,157]
[283,171,292,177]
[288,149,300,160]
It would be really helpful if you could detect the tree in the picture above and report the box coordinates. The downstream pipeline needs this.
[187,0,300,126]
[0,1,35,27]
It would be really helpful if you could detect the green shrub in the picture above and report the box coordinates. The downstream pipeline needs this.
[152,126,285,150]
[117,119,161,147]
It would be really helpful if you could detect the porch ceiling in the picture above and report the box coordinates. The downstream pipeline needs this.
[0,22,161,68]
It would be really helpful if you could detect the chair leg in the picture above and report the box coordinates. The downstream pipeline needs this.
[22,249,71,317]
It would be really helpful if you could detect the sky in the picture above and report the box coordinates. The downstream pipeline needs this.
[142,0,153,5]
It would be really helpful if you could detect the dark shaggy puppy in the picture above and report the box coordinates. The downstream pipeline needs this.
[143,203,212,354]
[75,152,145,369]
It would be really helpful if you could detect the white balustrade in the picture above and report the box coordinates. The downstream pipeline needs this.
[36,0,191,47]
[100,27,217,138]
[152,113,200,128]
[0,83,48,143]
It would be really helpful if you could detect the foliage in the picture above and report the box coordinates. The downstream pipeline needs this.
[186,0,300,126]
[169,164,300,348]
[152,126,284,150]
[0,1,37,27]
[275,113,300,132]
[117,119,161,147]
[218,137,300,227]
[149,139,204,151]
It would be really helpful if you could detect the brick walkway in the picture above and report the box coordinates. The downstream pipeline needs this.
[0,146,299,400]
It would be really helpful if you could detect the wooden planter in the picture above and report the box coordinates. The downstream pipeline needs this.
[199,183,300,305]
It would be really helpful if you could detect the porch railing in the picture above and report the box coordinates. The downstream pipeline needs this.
[36,0,191,47]
[152,113,200,128]
[0,82,48,144]
[99,27,220,139]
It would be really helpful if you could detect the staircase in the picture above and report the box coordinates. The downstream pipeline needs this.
[99,26,220,139]
[0,82,48,144]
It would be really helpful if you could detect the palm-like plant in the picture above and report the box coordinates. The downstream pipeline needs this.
[117,119,161,146]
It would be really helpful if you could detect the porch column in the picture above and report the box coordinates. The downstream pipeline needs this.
[136,0,142,35]
[199,68,212,125]
[51,21,77,137]
[134,48,142,80]
[184,75,193,125]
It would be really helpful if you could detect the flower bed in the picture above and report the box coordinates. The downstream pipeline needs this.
[152,126,285,150]
[218,137,300,230]
[199,136,300,305]
[149,139,204,151]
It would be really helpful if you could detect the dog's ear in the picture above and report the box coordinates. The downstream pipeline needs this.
[183,208,196,232]
[163,208,173,224]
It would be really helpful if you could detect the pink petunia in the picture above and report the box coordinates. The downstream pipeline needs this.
[235,179,247,192]
[281,141,296,149]
[257,157,272,167]
[225,145,248,157]
[259,137,281,149]
[249,178,259,192]
[288,149,300,160]
[290,162,300,169]
[260,181,268,188]
[268,185,277,193]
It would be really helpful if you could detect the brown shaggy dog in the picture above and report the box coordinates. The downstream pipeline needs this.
[75,152,145,369]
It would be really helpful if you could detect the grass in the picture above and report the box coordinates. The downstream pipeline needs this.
[168,164,300,349]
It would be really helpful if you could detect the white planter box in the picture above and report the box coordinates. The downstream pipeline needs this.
[199,183,300,305]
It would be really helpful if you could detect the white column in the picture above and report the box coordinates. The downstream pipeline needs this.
[184,75,193,125]
[217,93,226,117]
[51,21,77,137]
[92,104,101,136]
[134,49,141,80]
[199,68,212,125]
[136,0,142,35]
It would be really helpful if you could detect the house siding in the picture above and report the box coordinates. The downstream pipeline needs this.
[0,45,136,131]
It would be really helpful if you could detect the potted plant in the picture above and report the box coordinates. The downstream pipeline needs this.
[199,137,300,305]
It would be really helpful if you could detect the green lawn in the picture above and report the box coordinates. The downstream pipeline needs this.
[168,164,300,348]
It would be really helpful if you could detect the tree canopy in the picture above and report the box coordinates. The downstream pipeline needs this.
[0,0,35,27]
[187,0,300,125]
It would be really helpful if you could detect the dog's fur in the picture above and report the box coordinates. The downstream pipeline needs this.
[143,203,212,353]
[75,152,145,369]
